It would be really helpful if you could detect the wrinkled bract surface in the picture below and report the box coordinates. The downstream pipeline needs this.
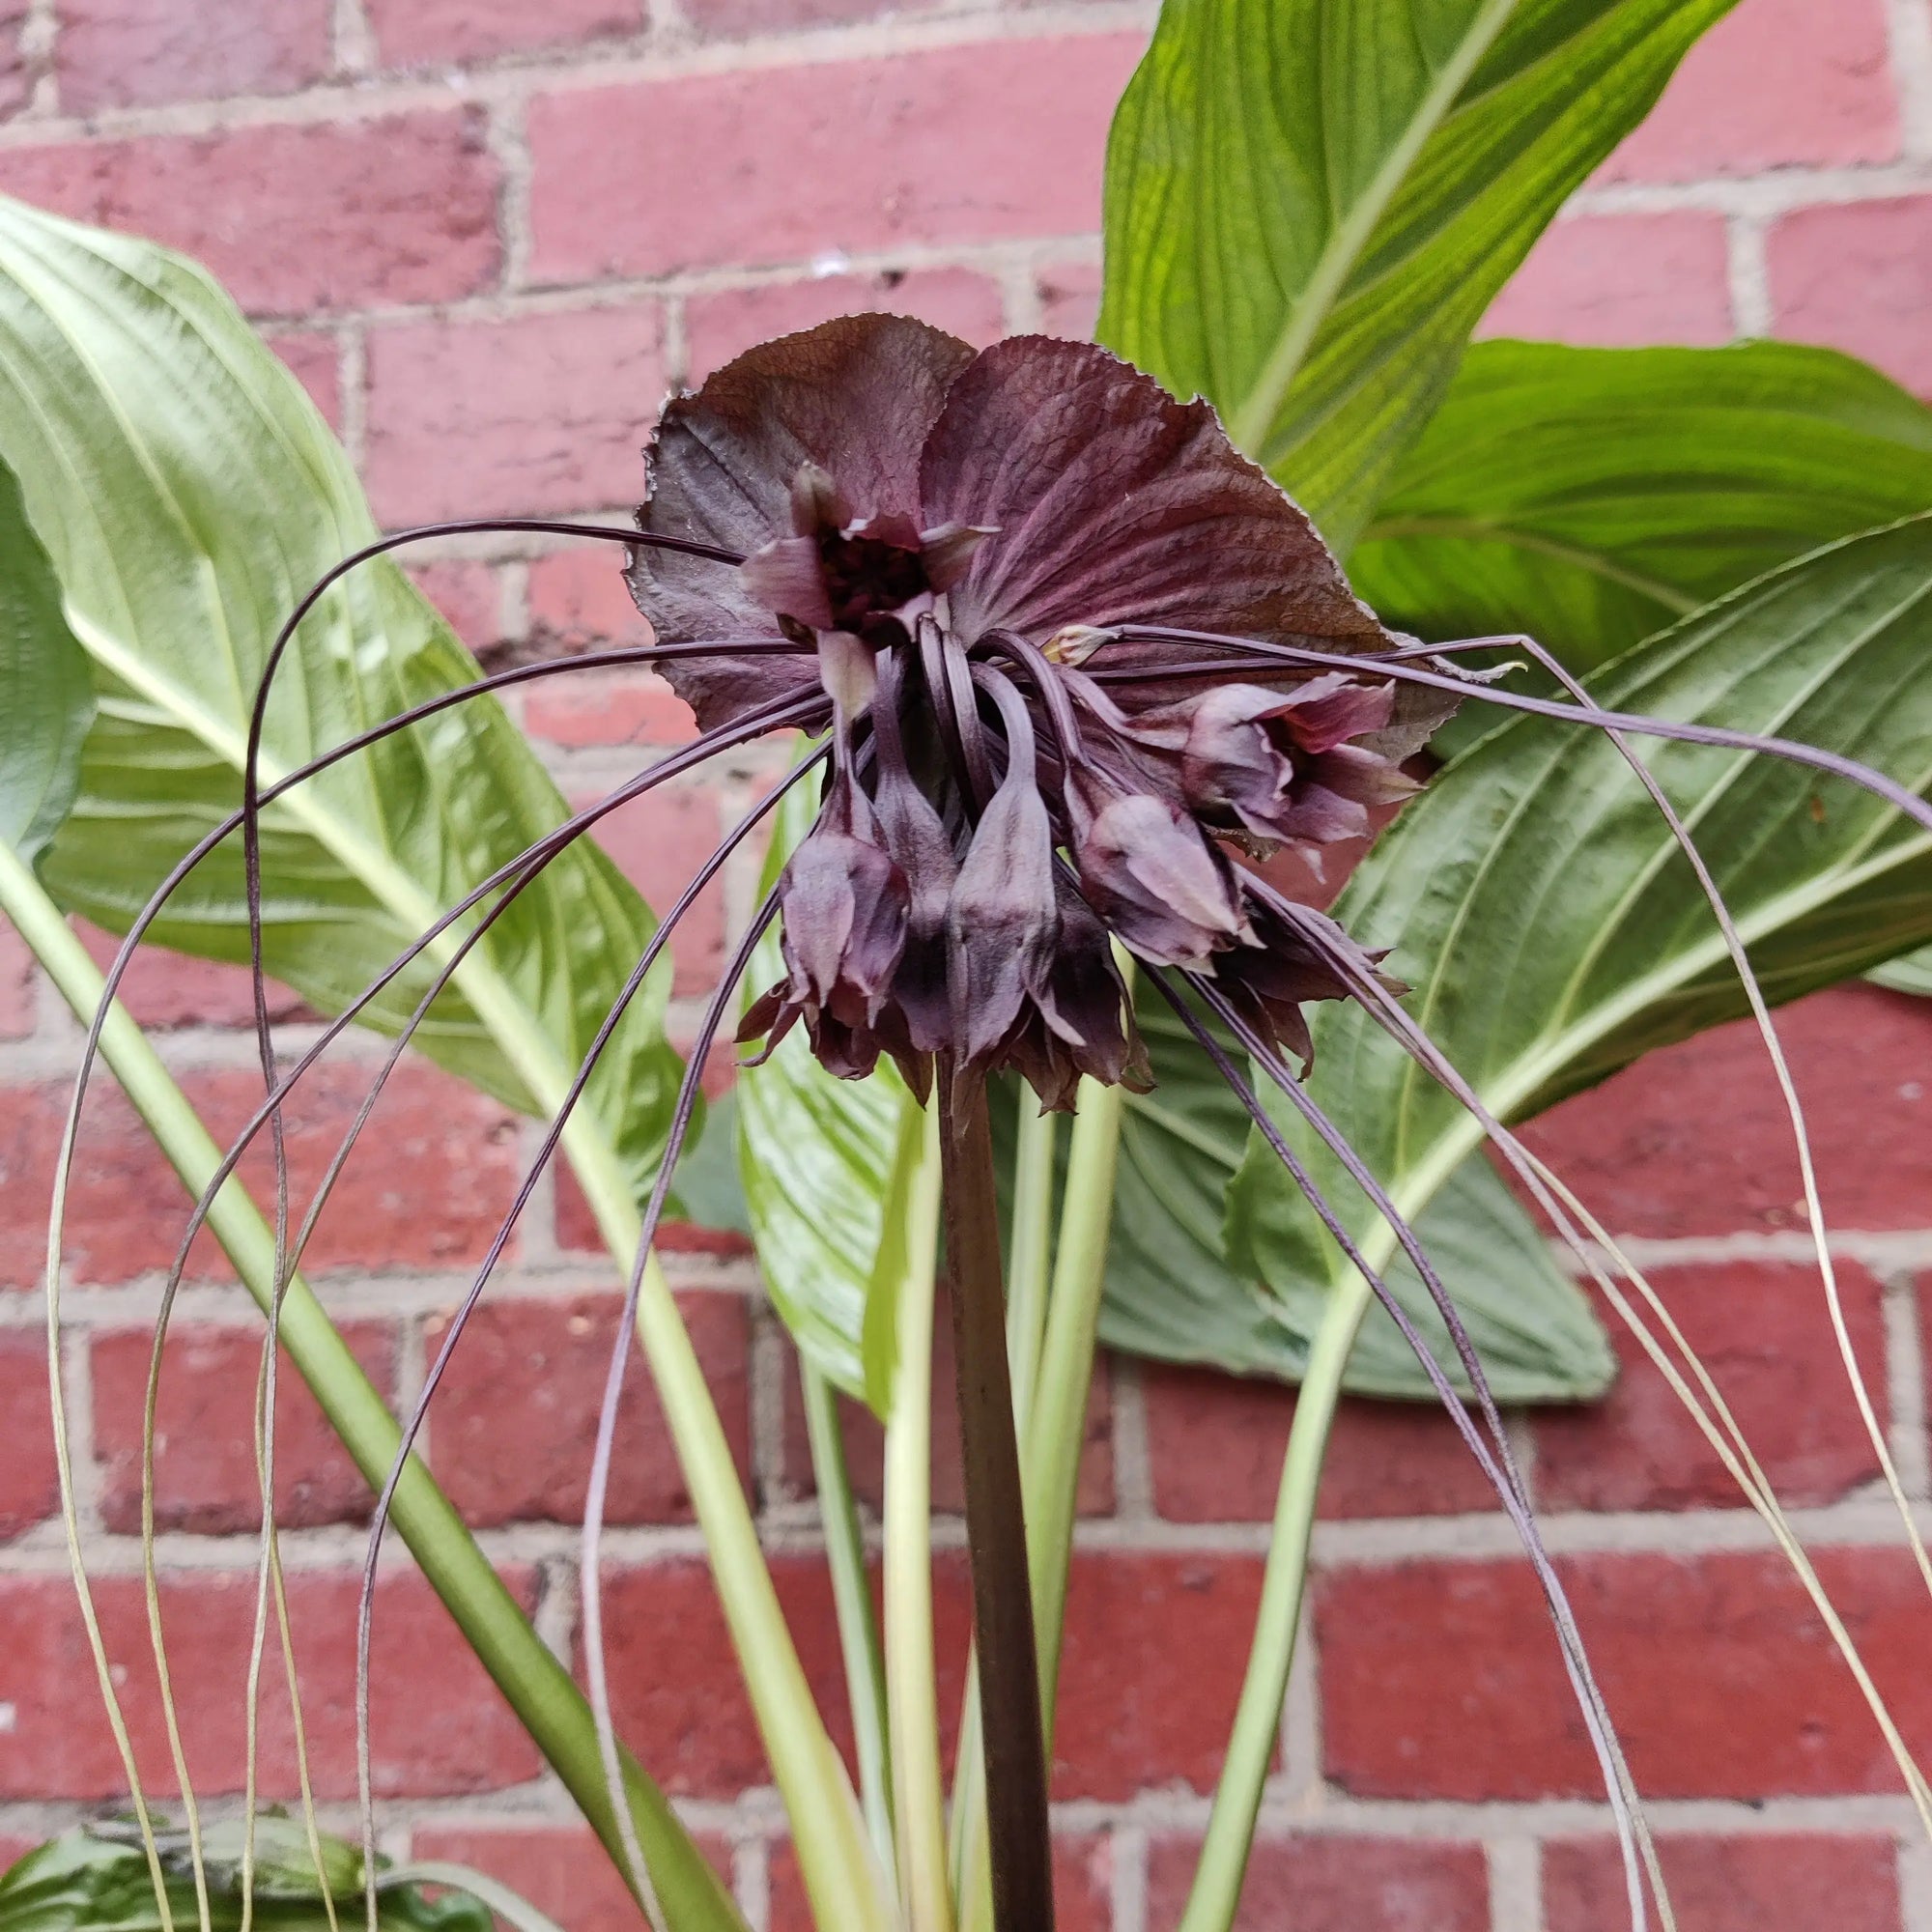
[629,314,1451,1103]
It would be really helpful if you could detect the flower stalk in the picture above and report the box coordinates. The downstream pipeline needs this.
[936,1055,1056,1932]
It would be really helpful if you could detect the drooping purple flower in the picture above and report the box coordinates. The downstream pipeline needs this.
[628,314,1462,1102]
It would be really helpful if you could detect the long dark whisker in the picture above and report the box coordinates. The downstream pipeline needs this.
[1151,968,1657,1932]
[151,693,816,1330]
[117,689,805,1930]
[136,696,818,1699]
[353,752,824,1929]
[581,883,787,1918]
[1107,625,1932,838]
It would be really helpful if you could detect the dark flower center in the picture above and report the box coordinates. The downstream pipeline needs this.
[816,526,931,637]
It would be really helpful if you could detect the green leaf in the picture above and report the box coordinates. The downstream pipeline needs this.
[734,772,919,1413]
[0,450,92,867]
[1870,947,1932,996]
[1097,0,1738,547]
[1352,338,1932,678]
[1227,517,1932,1304]
[1087,991,1611,1400]
[0,1822,490,1932]
[0,193,681,1208]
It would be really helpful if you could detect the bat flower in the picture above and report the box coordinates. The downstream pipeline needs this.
[627,313,1465,1103]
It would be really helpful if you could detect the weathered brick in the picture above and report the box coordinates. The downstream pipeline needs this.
[1054,1551,1265,1798]
[56,0,332,114]
[0,113,500,317]
[770,1832,1111,1932]
[90,1321,395,1534]
[1597,0,1897,183]
[267,329,343,433]
[1318,1546,1932,1801]
[1523,985,1932,1238]
[0,1565,542,1799]
[684,270,1006,384]
[0,1062,521,1288]
[1037,260,1102,341]
[1769,196,1932,398]
[579,781,728,993]
[1545,1832,1902,1932]
[1480,213,1733,347]
[0,1330,58,1541]
[368,0,637,67]
[1536,1260,1888,1513]
[365,304,667,526]
[0,919,34,1038]
[781,1335,1115,1520]
[423,1289,751,1525]
[1146,1833,1490,1932]
[73,918,306,1033]
[1144,1365,1500,1522]
[526,37,1143,284]
[408,560,503,659]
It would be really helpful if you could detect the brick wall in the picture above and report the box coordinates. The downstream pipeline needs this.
[2,1,1932,1926]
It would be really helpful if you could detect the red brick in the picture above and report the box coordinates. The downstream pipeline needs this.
[368,0,637,66]
[56,0,332,113]
[684,269,1006,384]
[1146,1834,1489,1932]
[267,330,343,433]
[73,918,306,1032]
[580,781,728,994]
[553,1134,754,1259]
[1480,213,1733,347]
[424,1289,750,1525]
[526,37,1143,284]
[90,1320,395,1534]
[1144,1366,1500,1522]
[1318,1545,1932,1801]
[1054,1551,1264,1798]
[1597,0,1897,184]
[410,1824,736,1932]
[525,667,698,750]
[1770,196,1932,397]
[1038,260,1102,341]
[0,112,499,317]
[365,304,667,526]
[408,560,503,659]
[1536,1260,1888,1513]
[0,1565,542,1799]
[781,1335,1115,1520]
[0,919,34,1038]
[526,546,652,653]
[0,1061,520,1288]
[1545,1832,1901,1932]
[0,6,30,120]
[1523,985,1932,1238]
[587,1555,895,1796]
[770,1832,1110,1932]
[682,0,944,38]
[0,1330,58,1540]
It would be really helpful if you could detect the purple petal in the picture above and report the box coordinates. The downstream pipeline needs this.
[631,314,976,729]
[919,336,1393,668]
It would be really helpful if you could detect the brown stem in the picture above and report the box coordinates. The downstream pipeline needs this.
[937,1055,1055,1932]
